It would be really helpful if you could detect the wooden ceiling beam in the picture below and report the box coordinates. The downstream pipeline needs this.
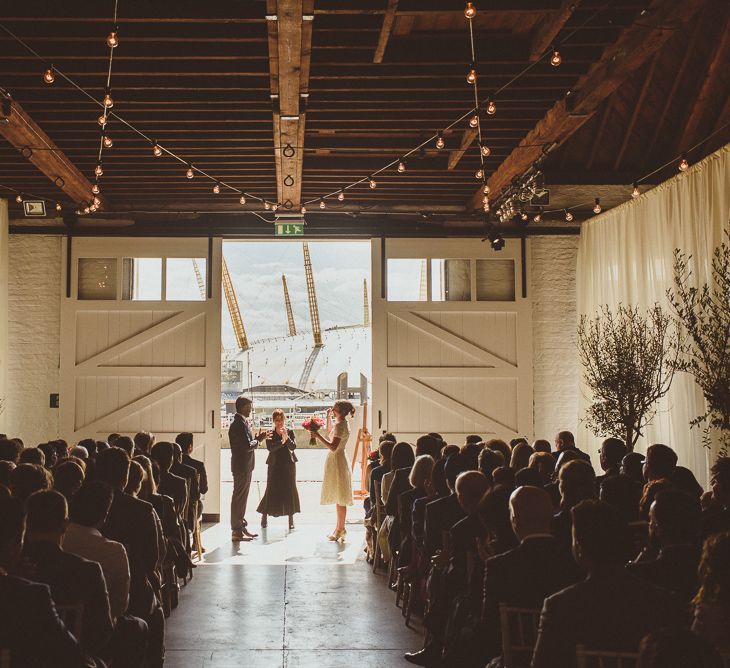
[468,0,712,209]
[528,0,580,62]
[0,93,99,205]
[447,127,478,170]
[373,0,398,64]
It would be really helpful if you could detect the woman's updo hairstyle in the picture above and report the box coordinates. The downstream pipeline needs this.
[272,408,285,421]
[334,400,355,418]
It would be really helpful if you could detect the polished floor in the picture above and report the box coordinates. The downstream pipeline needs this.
[164,450,422,667]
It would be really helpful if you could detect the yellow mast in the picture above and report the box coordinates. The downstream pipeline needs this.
[191,259,207,300]
[302,242,323,347]
[222,257,249,351]
[282,274,297,336]
[363,277,370,326]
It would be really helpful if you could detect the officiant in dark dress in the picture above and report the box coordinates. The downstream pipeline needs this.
[257,409,301,530]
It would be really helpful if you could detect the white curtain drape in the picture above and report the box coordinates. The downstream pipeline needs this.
[576,143,730,487]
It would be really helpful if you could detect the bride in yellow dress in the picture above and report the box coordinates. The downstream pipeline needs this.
[307,400,354,541]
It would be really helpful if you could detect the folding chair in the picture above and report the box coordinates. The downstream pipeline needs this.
[576,646,640,668]
[499,604,541,668]
[372,479,385,573]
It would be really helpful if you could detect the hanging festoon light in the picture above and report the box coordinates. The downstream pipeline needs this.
[483,183,490,195]
[397,159,407,173]
[679,154,689,171]
[480,143,491,157]
[239,195,246,205]
[464,2,477,19]
[95,162,104,178]
[338,189,345,201]
[520,211,528,221]
[301,205,307,214]
[593,198,602,214]
[565,209,574,222]
[186,165,194,179]
[152,143,163,157]
[92,183,100,195]
[469,114,479,128]
[102,133,113,148]
[107,29,119,48]
[475,168,484,180]
[466,64,477,85]
[319,198,326,209]
[631,182,640,199]
[436,133,445,150]
[550,48,562,67]
[212,182,221,194]
[103,89,114,108]
[43,67,55,84]
[272,203,279,211]
[533,208,542,223]
[264,201,271,210]
[486,99,496,115]
[56,202,62,212]
[369,177,377,189]
[15,194,22,203]
[98,114,107,127]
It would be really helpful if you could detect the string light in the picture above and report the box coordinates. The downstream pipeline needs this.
[106,30,118,48]
[56,202,62,212]
[679,155,689,171]
[102,134,113,148]
[369,177,377,189]
[319,199,326,209]
[239,195,246,205]
[483,200,489,212]
[95,163,103,178]
[98,114,107,127]
[212,182,221,194]
[483,184,490,194]
[593,198,601,214]
[464,2,476,19]
[397,159,407,173]
[487,99,496,115]
[92,196,101,207]
[152,143,163,157]
[264,201,271,210]
[436,133,445,150]
[520,211,528,221]
[43,68,55,84]
[15,194,22,203]
[301,205,307,214]
[84,205,91,214]
[534,210,542,223]
[550,49,562,67]
[475,168,484,180]
[338,189,345,201]
[480,143,491,157]
[631,183,640,198]
[466,66,477,85]
[272,203,278,211]
[186,166,194,179]
[102,90,114,108]
[565,209,574,222]
[92,183,100,195]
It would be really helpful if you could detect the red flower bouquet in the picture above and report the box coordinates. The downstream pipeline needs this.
[302,416,325,446]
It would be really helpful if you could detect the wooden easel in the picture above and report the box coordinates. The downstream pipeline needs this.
[351,402,372,499]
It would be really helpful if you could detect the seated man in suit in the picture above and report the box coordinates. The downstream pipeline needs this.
[643,443,678,484]
[0,490,82,667]
[481,486,581,662]
[595,437,627,487]
[553,431,591,463]
[450,471,490,591]
[177,432,208,498]
[424,453,470,558]
[627,489,701,606]
[96,447,165,668]
[171,442,199,551]
[150,442,188,520]
[531,500,683,668]
[23,489,113,664]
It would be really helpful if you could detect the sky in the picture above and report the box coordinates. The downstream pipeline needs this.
[222,241,371,348]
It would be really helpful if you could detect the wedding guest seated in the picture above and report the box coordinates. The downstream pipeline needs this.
[450,471,491,588]
[171,442,199,540]
[478,448,505,484]
[114,436,135,458]
[510,441,534,471]
[622,451,646,482]
[692,530,730,656]
[531,500,683,668]
[528,451,555,486]
[0,492,82,667]
[628,489,702,605]
[53,460,85,502]
[384,441,416,512]
[545,450,582,509]
[38,441,59,468]
[134,431,155,456]
[640,479,674,519]
[0,460,14,487]
[480,486,581,663]
[533,438,551,453]
[673,466,703,499]
[369,439,395,507]
[52,440,70,461]
[106,433,121,446]
[492,465,515,489]
[23,490,113,664]
[424,453,469,558]
[461,438,485,471]
[701,458,730,539]
[412,458,449,555]
[599,473,641,522]
[638,627,723,668]
[553,430,591,463]
[177,432,209,497]
[0,437,23,464]
[19,447,45,466]
[10,462,52,501]
[596,437,627,486]
[397,455,435,567]
[485,438,511,465]
[415,434,443,460]
[442,444,460,459]
[151,442,188,518]
[643,443,678,484]
[552,460,596,551]
[515,466,543,488]
[70,445,89,460]
[476,484,518,558]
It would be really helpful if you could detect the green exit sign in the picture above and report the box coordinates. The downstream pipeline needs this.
[275,222,304,236]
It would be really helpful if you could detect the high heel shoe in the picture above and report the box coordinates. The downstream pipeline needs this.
[288,516,295,530]
[328,529,346,542]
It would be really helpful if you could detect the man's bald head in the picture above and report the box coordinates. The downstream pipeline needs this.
[455,470,490,513]
[509,485,554,540]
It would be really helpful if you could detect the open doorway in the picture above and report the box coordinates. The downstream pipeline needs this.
[213,240,372,550]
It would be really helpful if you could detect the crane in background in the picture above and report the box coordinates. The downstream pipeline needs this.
[363,278,370,327]
[282,274,297,336]
[302,242,322,347]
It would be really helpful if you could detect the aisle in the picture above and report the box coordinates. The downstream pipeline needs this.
[164,449,422,666]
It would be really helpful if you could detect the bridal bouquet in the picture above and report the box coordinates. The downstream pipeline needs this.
[302,416,325,446]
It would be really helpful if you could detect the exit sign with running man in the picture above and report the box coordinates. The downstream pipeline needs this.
[275,222,304,236]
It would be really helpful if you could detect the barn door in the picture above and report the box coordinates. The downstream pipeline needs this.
[60,237,223,516]
[372,238,532,444]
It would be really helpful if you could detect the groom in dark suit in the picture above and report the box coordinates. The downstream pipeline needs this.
[229,396,267,541]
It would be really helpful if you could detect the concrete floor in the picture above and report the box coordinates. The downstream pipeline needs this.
[164,450,422,667]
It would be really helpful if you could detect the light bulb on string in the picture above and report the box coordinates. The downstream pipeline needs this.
[475,168,484,180]
[480,143,491,157]
[482,195,489,204]
[103,134,113,148]
[483,200,490,212]
[466,66,477,85]
[89,204,97,212]
[369,177,377,189]
[212,182,221,194]
[550,49,561,67]
[93,196,101,207]
[95,163,103,178]
[272,203,278,211]
[107,30,119,48]
[239,195,246,205]
[98,114,107,127]
[15,194,22,203]
[301,205,307,214]
[92,183,100,195]
[264,201,271,210]
[43,68,55,84]
[520,211,528,221]
[103,90,114,108]
[593,198,601,214]
[469,114,479,128]
[534,209,542,223]
[679,155,689,171]
[397,159,407,173]
[338,190,345,201]
[565,209,574,222]
[436,133,445,150]
[464,2,476,19]
[56,202,62,212]
[319,199,326,209]
[483,183,490,195]
[152,144,163,157]
[84,205,90,214]
[186,166,194,179]
[631,183,640,198]
[487,99,496,115]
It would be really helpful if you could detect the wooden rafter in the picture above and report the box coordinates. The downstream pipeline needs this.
[267,0,313,210]
[0,94,100,205]
[469,0,712,209]
[373,0,399,64]
[447,127,478,171]
[529,0,580,62]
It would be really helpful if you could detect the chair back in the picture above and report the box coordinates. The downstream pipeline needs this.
[56,602,84,641]
[576,646,639,668]
[373,480,385,527]
[0,648,10,668]
[499,604,541,668]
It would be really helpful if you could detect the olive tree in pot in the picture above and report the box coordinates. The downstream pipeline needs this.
[577,304,680,451]
[667,233,730,456]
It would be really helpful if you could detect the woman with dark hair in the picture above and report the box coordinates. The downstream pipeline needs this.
[477,484,518,558]
[309,400,355,541]
[257,408,300,530]
[692,531,730,655]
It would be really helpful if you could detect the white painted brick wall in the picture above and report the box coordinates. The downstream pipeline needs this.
[531,235,580,441]
[6,235,62,444]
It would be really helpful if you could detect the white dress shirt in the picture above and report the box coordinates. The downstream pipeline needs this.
[63,522,130,621]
